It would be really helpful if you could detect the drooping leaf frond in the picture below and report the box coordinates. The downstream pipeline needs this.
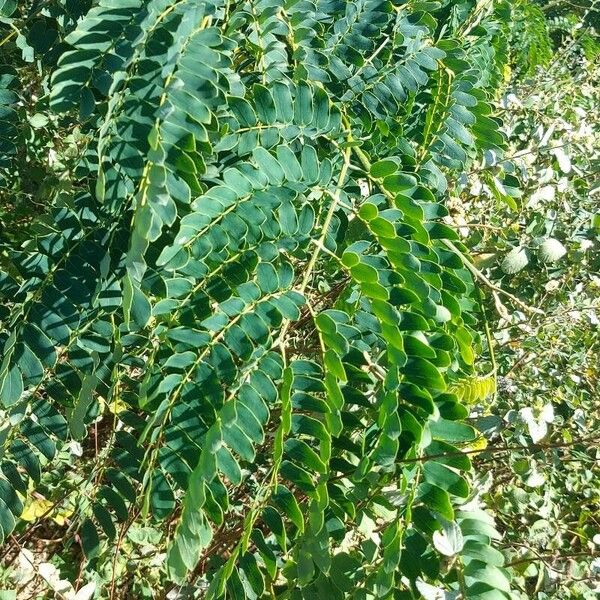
[0,1,515,597]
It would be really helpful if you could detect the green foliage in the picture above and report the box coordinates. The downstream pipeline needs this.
[0,1,91,244]
[453,12,600,598]
[510,0,600,75]
[510,0,553,76]
[0,1,527,597]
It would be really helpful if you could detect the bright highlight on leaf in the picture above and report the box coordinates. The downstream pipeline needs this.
[501,246,529,274]
[538,237,567,263]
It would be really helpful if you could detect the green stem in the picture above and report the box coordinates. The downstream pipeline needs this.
[474,281,498,395]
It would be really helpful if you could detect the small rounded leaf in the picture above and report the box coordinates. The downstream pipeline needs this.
[433,521,464,556]
[500,246,529,274]
[538,237,566,263]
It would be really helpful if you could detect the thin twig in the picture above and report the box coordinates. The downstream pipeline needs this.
[506,550,600,569]
[442,240,544,316]
[275,146,351,349]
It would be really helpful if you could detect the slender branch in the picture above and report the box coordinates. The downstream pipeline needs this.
[506,550,600,569]
[9,535,71,600]
[275,146,351,349]
[344,133,543,320]
[442,240,544,316]
[396,436,600,465]
[109,507,141,600]
[299,148,351,293]
[472,277,498,402]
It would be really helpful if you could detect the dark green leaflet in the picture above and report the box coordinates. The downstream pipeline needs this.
[0,1,515,598]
